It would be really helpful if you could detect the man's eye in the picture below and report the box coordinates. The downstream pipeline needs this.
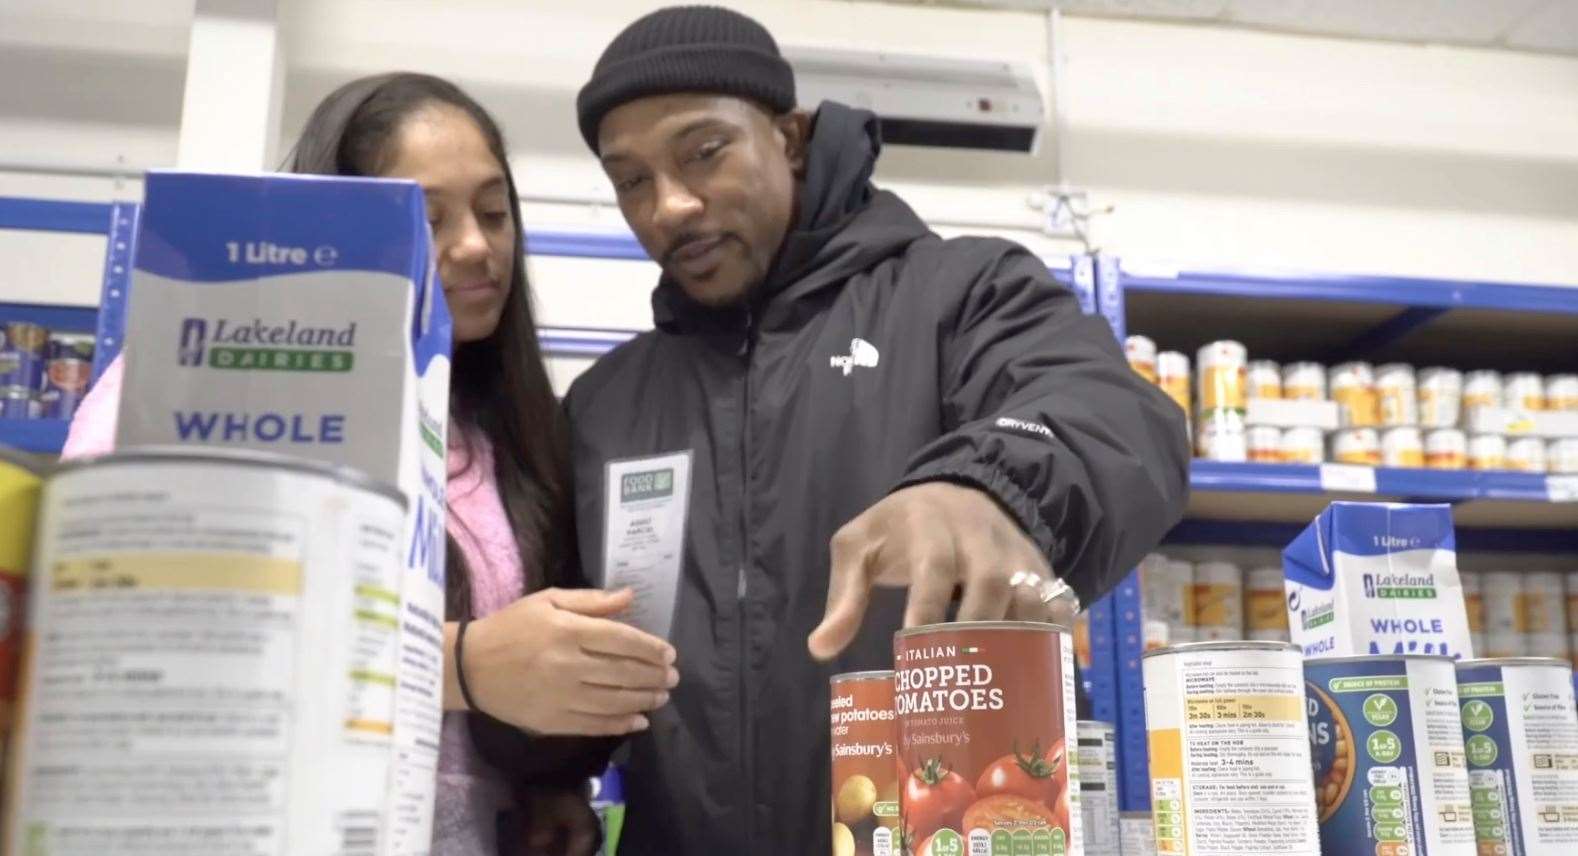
[692,140,725,162]
[614,175,647,193]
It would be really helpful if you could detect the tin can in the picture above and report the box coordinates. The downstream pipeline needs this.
[1120,812,1155,856]
[1140,554,1194,649]
[831,670,900,855]
[1196,342,1247,414]
[1544,374,1578,413]
[1503,373,1545,412]
[1521,572,1568,660]
[1304,655,1475,856]
[1281,427,1326,465]
[1462,371,1503,413]
[1247,360,1282,400]
[1418,368,1464,428]
[0,387,39,421]
[5,448,418,854]
[44,332,93,362]
[1196,409,1247,462]
[1157,352,1191,416]
[1456,658,1578,854]
[39,333,93,421]
[0,447,42,809]
[1547,439,1578,475]
[1142,642,1319,856]
[895,622,1079,856]
[1126,336,1159,385]
[1377,364,1419,427]
[1247,426,1282,463]
[1077,720,1120,856]
[1246,565,1290,642]
[1382,426,1425,468]
[1426,429,1470,470]
[1467,434,1507,471]
[1461,570,1486,658]
[1191,562,1244,643]
[1568,572,1578,667]
[0,322,48,390]
[1331,362,1379,427]
[1331,428,1381,466]
[1506,437,1547,473]
[1282,362,1328,402]
[1482,571,1528,658]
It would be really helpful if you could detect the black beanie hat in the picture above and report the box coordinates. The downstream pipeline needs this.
[576,5,797,153]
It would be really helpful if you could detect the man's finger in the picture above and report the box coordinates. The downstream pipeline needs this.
[903,553,959,628]
[1007,574,1056,622]
[956,566,1013,622]
[807,526,875,661]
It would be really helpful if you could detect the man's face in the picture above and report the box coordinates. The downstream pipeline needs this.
[598,94,807,307]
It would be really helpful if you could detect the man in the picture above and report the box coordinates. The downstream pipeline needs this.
[566,6,1190,853]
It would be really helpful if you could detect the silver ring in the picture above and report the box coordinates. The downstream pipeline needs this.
[1009,571,1081,614]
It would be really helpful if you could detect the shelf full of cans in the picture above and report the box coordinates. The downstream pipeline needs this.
[0,321,95,423]
[1125,335,1578,475]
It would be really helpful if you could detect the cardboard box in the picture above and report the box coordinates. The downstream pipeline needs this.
[1462,405,1578,439]
[1246,397,1341,431]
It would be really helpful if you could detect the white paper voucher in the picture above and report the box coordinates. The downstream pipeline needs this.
[601,451,692,641]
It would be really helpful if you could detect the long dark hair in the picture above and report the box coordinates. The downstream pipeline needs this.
[285,73,573,617]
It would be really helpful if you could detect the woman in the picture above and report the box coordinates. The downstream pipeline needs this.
[63,73,675,856]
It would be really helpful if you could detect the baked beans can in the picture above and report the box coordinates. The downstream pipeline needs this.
[1120,812,1155,856]
[1463,371,1503,412]
[1521,572,1568,659]
[1196,341,1247,414]
[0,322,48,390]
[5,448,419,854]
[1426,429,1470,470]
[1547,439,1578,475]
[1382,426,1426,468]
[1157,352,1191,416]
[1248,360,1283,400]
[0,447,42,809]
[1482,571,1528,658]
[1167,560,1198,646]
[1246,565,1291,642]
[1331,362,1380,427]
[1140,554,1194,648]
[1247,426,1282,463]
[1282,362,1328,402]
[1195,409,1247,462]
[1126,336,1159,385]
[1462,570,1486,658]
[1142,641,1319,856]
[1304,655,1476,856]
[1377,363,1420,427]
[1331,428,1381,466]
[1467,434,1507,472]
[1455,657,1578,854]
[894,622,1080,856]
[1077,721,1120,856]
[1544,374,1578,412]
[1419,368,1464,429]
[0,387,38,421]
[1503,373,1545,412]
[1191,562,1244,642]
[1281,427,1326,465]
[831,670,900,855]
[1506,437,1547,474]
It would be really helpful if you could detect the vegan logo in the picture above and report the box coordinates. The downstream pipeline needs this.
[176,317,357,372]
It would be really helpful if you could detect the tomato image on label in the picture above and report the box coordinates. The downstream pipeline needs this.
[904,757,976,844]
[976,738,1066,806]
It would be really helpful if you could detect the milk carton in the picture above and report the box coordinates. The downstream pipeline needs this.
[114,171,451,854]
[1283,501,1472,659]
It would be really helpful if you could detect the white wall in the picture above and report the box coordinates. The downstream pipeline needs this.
[4,0,1578,388]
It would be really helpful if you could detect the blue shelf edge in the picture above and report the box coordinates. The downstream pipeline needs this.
[0,303,98,332]
[0,420,69,455]
[1189,460,1556,504]
[0,197,114,235]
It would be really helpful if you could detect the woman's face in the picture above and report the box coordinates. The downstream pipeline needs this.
[380,104,516,344]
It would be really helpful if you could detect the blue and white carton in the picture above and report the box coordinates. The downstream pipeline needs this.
[113,171,452,854]
[1283,502,1473,659]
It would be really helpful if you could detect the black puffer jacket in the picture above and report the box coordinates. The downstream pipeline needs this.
[564,102,1189,854]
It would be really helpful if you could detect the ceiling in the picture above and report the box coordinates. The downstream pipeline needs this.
[892,0,1578,57]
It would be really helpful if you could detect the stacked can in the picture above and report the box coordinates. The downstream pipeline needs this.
[1282,362,1327,401]
[1482,571,1527,658]
[1462,371,1503,413]
[1191,561,1245,641]
[1376,364,1419,428]
[1467,434,1506,471]
[1503,372,1545,411]
[40,333,93,420]
[1506,437,1548,474]
[1247,360,1282,400]
[1549,439,1578,475]
[1157,351,1191,416]
[1077,720,1122,856]
[1247,426,1282,463]
[1522,572,1568,660]
[1331,428,1381,466]
[1140,554,1195,648]
[1426,429,1469,470]
[1282,427,1325,464]
[1245,566,1290,643]
[1546,374,1578,412]
[1196,342,1248,462]
[1126,335,1158,384]
[0,323,48,412]
[1380,427,1424,468]
[1569,571,1578,668]
[1461,570,1486,657]
[1331,362,1380,428]
[1418,368,1463,429]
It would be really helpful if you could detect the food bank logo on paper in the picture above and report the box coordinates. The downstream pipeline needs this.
[178,316,357,372]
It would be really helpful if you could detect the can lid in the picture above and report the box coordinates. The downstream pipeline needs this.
[0,443,46,475]
[1141,640,1301,659]
[1305,653,1456,666]
[830,670,894,683]
[1455,657,1574,669]
[51,446,407,508]
[896,619,1071,638]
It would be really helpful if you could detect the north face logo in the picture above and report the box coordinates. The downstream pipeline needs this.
[830,338,880,376]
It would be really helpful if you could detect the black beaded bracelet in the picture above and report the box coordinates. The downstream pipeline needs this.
[455,619,485,715]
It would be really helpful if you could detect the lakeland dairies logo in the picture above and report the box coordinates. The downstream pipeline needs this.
[179,317,357,372]
[1362,571,1437,600]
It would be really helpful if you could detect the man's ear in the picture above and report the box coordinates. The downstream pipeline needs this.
[777,109,813,178]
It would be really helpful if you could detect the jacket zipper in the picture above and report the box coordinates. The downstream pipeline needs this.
[737,311,756,847]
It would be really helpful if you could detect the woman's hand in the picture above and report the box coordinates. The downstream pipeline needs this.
[453,587,678,736]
